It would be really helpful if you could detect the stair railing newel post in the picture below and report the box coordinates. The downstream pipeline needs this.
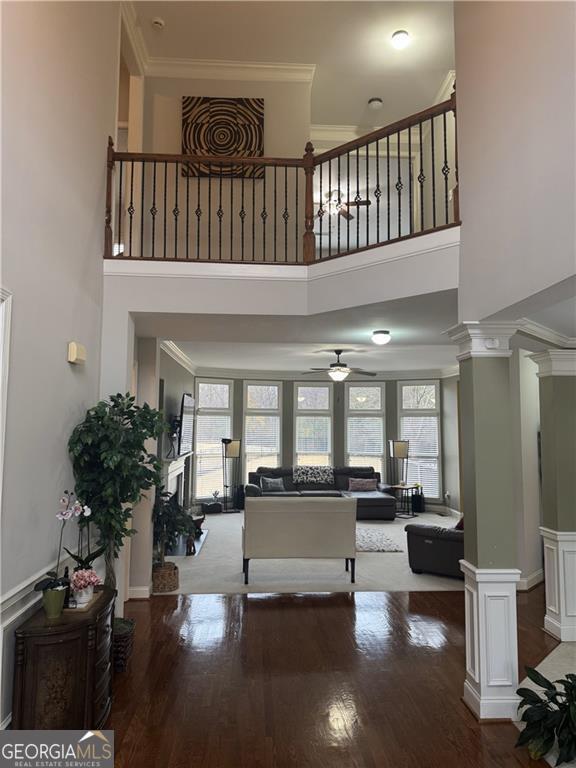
[303,141,316,264]
[450,86,460,224]
[104,136,115,259]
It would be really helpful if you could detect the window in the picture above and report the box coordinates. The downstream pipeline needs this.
[398,381,441,499]
[244,382,282,479]
[294,383,332,466]
[194,380,232,499]
[346,384,385,476]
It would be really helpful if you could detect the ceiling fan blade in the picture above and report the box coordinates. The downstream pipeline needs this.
[344,200,371,207]
[299,369,329,374]
[348,369,378,377]
[338,206,354,221]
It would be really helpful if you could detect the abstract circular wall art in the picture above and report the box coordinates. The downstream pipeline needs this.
[182,96,264,178]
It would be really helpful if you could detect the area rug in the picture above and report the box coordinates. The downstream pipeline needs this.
[356,527,403,553]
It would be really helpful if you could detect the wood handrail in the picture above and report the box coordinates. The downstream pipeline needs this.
[313,94,456,165]
[113,150,304,168]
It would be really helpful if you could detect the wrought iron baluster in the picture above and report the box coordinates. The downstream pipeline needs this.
[431,116,437,228]
[240,172,246,262]
[396,132,402,238]
[295,168,299,262]
[337,155,341,255]
[365,144,370,247]
[185,166,190,260]
[217,163,224,260]
[283,165,289,262]
[346,152,350,253]
[386,136,391,240]
[375,141,381,242]
[261,168,267,261]
[208,162,212,260]
[318,163,323,257]
[230,168,234,260]
[174,162,180,260]
[418,121,425,231]
[151,161,157,260]
[273,166,277,262]
[195,170,201,260]
[251,172,255,262]
[442,112,450,225]
[128,162,134,257]
[328,159,332,257]
[140,160,146,259]
[355,147,360,249]
[163,162,167,259]
[408,126,413,234]
[117,160,123,256]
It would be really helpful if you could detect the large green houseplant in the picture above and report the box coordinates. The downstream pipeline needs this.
[68,393,164,589]
[152,488,194,592]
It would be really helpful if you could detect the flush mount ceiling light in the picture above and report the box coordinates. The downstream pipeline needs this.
[391,30,411,50]
[151,16,165,29]
[368,97,383,111]
[371,330,391,346]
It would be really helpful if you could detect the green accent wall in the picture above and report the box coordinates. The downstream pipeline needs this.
[459,357,517,568]
[539,376,576,532]
[333,382,346,466]
[282,381,294,465]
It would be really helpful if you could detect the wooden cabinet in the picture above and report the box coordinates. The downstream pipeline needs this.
[12,587,114,729]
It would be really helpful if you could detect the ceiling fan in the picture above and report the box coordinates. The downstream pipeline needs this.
[301,349,377,382]
[314,190,371,221]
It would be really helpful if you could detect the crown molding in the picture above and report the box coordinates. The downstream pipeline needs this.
[120,2,148,76]
[529,350,576,377]
[160,341,197,375]
[517,318,576,349]
[434,70,456,105]
[146,58,316,83]
[192,367,455,381]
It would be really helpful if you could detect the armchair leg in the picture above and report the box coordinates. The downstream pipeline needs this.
[350,558,356,584]
[345,558,349,572]
[243,558,249,585]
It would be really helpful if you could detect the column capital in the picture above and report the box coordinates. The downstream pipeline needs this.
[445,321,517,361]
[529,349,576,377]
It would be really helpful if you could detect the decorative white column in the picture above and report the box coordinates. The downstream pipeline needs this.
[531,350,576,642]
[448,322,522,720]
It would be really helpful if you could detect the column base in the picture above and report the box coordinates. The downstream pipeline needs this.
[541,528,576,641]
[460,560,521,721]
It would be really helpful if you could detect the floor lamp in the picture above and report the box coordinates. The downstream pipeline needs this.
[222,438,241,513]
[388,440,409,485]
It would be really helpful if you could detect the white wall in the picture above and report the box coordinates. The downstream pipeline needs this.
[454,2,576,321]
[1,1,120,723]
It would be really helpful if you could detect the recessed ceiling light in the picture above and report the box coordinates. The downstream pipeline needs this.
[371,330,391,345]
[391,30,411,50]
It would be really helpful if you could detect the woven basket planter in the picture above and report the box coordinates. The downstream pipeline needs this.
[152,562,179,593]
[113,618,135,672]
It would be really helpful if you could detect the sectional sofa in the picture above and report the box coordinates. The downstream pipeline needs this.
[245,465,396,520]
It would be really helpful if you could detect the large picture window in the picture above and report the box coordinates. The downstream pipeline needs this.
[346,384,385,476]
[244,382,282,479]
[194,379,232,499]
[398,381,441,499]
[294,383,332,466]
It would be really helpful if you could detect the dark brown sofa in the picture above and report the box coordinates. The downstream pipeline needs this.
[245,466,396,520]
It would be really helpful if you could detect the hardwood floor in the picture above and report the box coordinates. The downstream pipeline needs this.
[110,586,557,767]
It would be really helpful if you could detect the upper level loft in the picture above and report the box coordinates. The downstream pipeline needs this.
[105,94,459,265]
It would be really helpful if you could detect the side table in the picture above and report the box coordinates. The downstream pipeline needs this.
[390,484,422,518]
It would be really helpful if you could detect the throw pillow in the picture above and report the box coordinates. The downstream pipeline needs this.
[261,476,285,492]
[454,517,464,531]
[293,465,335,486]
[348,477,378,492]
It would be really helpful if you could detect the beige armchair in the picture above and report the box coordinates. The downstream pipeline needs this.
[242,496,358,584]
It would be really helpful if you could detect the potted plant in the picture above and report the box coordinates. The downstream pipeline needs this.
[516,667,576,765]
[34,491,89,619]
[70,568,102,607]
[152,488,193,592]
[68,393,164,590]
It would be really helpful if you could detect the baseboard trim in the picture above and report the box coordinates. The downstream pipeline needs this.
[517,569,544,592]
[544,615,576,642]
[128,586,151,600]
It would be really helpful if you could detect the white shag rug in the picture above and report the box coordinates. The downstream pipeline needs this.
[356,527,403,552]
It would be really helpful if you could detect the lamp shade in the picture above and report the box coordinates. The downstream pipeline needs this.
[388,439,409,459]
[222,438,241,458]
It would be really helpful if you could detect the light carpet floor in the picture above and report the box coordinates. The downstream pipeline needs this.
[164,510,464,594]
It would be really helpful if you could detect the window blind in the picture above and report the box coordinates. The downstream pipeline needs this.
[195,413,232,498]
[245,414,281,476]
[295,415,331,466]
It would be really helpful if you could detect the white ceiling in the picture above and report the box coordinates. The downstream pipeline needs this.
[134,290,459,373]
[133,1,455,126]
[529,297,576,338]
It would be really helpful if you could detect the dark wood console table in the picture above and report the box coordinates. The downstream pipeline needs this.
[12,586,115,729]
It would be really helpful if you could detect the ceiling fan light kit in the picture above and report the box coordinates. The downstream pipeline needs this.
[371,330,391,346]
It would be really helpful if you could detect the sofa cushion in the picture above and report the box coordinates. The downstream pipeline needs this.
[253,467,298,492]
[300,490,342,498]
[262,491,302,497]
[334,466,378,490]
[348,477,378,492]
[293,465,335,489]
[261,476,285,492]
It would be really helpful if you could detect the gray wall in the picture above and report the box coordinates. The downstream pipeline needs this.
[442,377,461,512]
[0,1,121,725]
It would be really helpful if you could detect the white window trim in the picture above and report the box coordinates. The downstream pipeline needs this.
[397,379,443,502]
[243,380,283,482]
[293,382,333,466]
[194,378,234,501]
[345,382,386,477]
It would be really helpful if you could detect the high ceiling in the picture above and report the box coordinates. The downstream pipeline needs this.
[133,1,455,126]
[134,290,459,374]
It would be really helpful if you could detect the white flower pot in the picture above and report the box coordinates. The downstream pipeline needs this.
[74,585,94,606]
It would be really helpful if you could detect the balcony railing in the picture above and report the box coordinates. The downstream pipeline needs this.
[105,92,458,265]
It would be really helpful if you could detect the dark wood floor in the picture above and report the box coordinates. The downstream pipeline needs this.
[110,586,557,767]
